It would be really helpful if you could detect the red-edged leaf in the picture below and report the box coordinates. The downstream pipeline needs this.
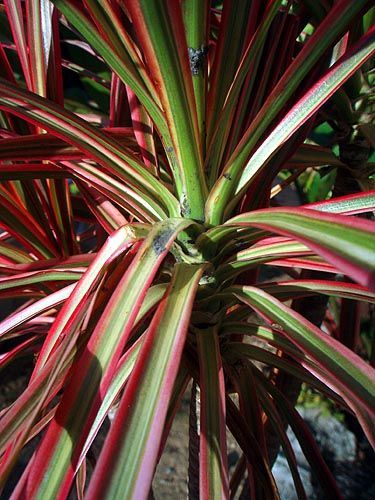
[226,207,375,290]
[258,279,375,303]
[0,77,179,218]
[306,190,375,215]
[197,327,229,499]
[234,286,375,446]
[86,263,204,499]
[21,219,194,499]
[126,1,207,220]
[207,23,375,223]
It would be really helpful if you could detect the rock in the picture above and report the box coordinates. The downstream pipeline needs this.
[273,455,313,499]
[272,407,375,499]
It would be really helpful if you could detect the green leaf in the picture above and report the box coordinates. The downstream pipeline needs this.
[182,0,209,142]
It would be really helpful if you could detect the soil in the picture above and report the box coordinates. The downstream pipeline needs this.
[153,396,190,498]
[153,389,241,499]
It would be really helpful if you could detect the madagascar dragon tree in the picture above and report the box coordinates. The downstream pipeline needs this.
[0,1,374,498]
